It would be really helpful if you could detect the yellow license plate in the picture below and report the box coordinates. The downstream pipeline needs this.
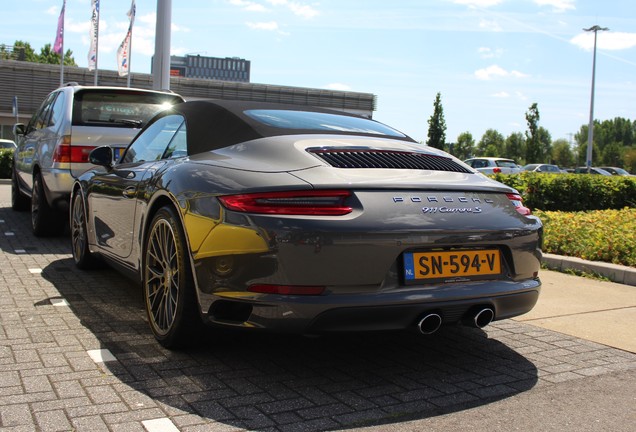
[404,249,501,282]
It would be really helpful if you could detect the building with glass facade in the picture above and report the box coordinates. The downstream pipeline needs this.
[169,55,250,83]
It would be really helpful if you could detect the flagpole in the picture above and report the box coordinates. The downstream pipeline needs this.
[127,26,133,87]
[94,11,99,86]
[60,35,64,87]
[88,0,100,85]
[54,0,66,87]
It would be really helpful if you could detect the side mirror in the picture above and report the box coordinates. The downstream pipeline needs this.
[89,146,114,169]
[13,123,26,136]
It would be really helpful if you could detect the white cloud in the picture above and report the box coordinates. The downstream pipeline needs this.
[492,91,510,98]
[534,0,575,13]
[324,83,352,91]
[230,0,268,12]
[570,31,636,51]
[172,23,191,33]
[475,65,529,80]
[246,21,280,31]
[265,0,319,18]
[453,0,503,7]
[46,6,58,15]
[478,47,503,59]
[479,19,502,32]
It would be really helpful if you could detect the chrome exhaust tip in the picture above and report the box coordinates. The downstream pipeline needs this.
[417,313,442,335]
[472,308,495,329]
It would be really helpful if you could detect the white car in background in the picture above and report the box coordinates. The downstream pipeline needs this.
[464,157,522,174]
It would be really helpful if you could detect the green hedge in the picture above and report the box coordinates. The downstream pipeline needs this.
[491,172,636,211]
[0,149,13,179]
[535,208,636,267]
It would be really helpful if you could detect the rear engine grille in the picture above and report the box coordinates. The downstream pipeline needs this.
[309,149,473,173]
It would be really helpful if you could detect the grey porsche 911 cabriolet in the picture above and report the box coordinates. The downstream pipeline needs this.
[71,100,542,348]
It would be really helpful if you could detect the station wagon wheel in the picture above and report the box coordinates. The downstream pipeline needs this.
[143,206,200,349]
[31,173,64,237]
[71,191,97,269]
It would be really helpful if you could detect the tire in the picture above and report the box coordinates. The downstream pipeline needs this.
[70,191,98,269]
[143,206,201,349]
[11,168,29,211]
[31,173,65,237]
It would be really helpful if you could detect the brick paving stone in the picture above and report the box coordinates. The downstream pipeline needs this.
[70,415,111,432]
[0,403,34,427]
[34,409,72,432]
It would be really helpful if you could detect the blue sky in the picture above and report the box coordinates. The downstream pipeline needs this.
[3,0,636,144]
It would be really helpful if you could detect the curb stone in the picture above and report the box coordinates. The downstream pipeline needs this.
[542,253,636,287]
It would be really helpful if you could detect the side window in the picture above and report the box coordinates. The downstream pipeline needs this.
[49,92,66,130]
[121,114,184,164]
[163,122,187,159]
[28,92,58,132]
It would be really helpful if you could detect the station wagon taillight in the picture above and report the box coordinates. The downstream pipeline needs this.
[52,135,96,163]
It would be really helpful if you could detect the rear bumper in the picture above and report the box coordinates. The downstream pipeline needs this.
[41,168,74,212]
[200,278,541,334]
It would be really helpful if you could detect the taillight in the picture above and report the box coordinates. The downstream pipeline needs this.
[507,193,531,215]
[492,167,502,173]
[248,284,325,295]
[218,190,353,215]
[52,135,96,163]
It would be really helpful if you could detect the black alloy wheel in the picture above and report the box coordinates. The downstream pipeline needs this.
[31,173,65,237]
[71,191,97,269]
[143,206,201,349]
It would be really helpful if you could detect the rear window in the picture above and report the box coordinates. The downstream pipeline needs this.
[72,90,183,128]
[495,160,517,168]
[244,109,407,138]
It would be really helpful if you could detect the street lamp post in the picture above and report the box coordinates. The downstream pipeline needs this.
[584,25,608,173]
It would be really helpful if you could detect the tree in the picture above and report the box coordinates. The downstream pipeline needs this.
[1,40,76,66]
[426,92,447,151]
[38,43,77,67]
[10,40,38,62]
[601,141,624,166]
[551,139,575,168]
[525,103,542,163]
[505,132,526,164]
[476,129,505,157]
[453,132,475,160]
[537,126,552,162]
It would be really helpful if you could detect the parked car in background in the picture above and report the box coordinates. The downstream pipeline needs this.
[522,163,563,173]
[11,83,185,236]
[0,139,17,150]
[599,166,634,176]
[71,100,543,348]
[463,157,522,174]
[573,167,612,175]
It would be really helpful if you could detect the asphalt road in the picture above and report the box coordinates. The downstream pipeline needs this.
[0,181,635,432]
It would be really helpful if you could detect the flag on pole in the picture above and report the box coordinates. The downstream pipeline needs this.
[88,0,100,71]
[53,0,66,55]
[117,0,136,77]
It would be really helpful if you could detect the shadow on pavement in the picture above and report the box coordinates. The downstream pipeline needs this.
[37,255,539,431]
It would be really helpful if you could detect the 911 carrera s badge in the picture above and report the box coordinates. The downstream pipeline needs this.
[422,206,483,214]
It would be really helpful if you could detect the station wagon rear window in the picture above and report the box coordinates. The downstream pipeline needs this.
[72,90,183,128]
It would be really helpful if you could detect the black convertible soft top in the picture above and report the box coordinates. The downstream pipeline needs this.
[161,100,416,156]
